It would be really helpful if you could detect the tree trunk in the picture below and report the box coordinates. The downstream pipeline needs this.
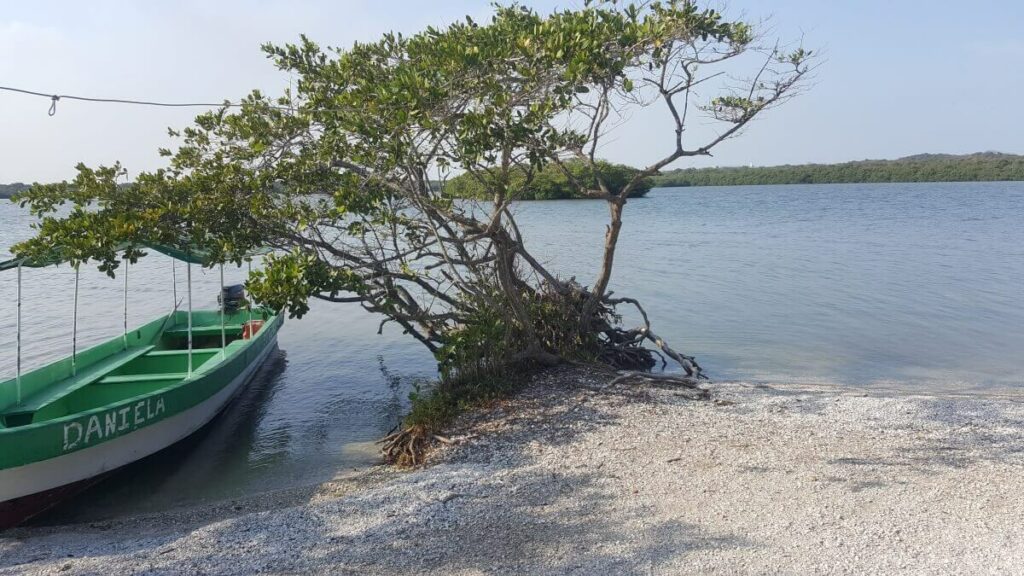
[582,198,625,323]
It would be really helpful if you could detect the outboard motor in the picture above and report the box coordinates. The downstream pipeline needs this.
[218,284,247,313]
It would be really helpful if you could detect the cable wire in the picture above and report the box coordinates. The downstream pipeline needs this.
[0,85,296,116]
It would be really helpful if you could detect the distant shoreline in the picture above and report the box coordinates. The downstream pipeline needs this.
[649,179,1024,190]
[0,183,28,200]
[653,152,1024,188]
[5,152,1023,199]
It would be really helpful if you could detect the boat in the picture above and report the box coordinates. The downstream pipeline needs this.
[0,245,283,529]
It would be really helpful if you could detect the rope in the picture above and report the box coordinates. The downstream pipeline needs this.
[0,84,297,116]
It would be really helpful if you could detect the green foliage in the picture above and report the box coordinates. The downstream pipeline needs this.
[441,159,653,200]
[525,287,601,362]
[406,286,599,432]
[654,152,1024,187]
[439,288,600,379]
[404,371,525,431]
[404,382,461,431]
[435,296,512,382]
[245,251,366,318]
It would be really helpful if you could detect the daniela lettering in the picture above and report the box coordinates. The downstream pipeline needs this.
[62,397,166,451]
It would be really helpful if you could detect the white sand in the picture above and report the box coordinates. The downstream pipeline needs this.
[3,366,1023,575]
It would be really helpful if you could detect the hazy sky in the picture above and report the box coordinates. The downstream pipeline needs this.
[2,0,1022,182]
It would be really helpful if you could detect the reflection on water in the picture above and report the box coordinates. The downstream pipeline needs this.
[1,180,1023,520]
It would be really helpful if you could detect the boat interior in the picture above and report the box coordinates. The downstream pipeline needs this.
[0,309,269,429]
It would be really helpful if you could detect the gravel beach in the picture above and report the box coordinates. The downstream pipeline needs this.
[2,366,1023,575]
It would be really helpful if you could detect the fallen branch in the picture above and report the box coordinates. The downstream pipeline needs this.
[637,327,703,378]
[603,295,704,378]
[606,370,709,398]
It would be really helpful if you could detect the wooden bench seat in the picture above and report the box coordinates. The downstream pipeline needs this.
[99,372,188,384]
[163,325,244,338]
[145,349,208,357]
[2,345,155,418]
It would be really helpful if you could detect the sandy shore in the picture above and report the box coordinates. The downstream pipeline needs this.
[2,366,1023,575]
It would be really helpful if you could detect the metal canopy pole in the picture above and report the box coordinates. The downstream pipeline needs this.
[15,262,22,405]
[72,264,79,376]
[123,260,129,350]
[171,259,177,311]
[219,264,226,356]
[246,260,252,330]
[187,260,193,377]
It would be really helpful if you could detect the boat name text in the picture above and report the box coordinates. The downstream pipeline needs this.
[62,396,166,451]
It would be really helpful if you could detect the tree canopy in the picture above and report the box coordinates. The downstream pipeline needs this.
[11,1,812,393]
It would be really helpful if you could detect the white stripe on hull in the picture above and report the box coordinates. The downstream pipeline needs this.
[0,337,278,503]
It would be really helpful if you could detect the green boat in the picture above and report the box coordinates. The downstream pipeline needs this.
[0,246,283,528]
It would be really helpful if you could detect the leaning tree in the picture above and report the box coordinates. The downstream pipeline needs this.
[13,1,812,457]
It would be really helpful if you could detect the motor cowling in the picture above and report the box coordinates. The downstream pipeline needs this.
[219,284,246,313]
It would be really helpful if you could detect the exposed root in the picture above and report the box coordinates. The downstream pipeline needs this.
[377,427,469,465]
[378,425,432,467]
[602,295,704,378]
[599,327,659,371]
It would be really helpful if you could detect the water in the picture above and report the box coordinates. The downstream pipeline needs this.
[513,182,1024,392]
[1,181,1022,520]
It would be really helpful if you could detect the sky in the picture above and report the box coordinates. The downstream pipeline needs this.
[1,0,1022,182]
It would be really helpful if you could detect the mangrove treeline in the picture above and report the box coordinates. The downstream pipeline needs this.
[0,183,28,199]
[5,153,1022,201]
[654,152,1024,187]
[440,160,654,200]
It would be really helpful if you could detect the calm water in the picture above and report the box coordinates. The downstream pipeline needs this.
[1,181,1022,520]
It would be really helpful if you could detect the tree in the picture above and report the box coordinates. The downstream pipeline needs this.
[12,1,812,460]
[442,159,655,200]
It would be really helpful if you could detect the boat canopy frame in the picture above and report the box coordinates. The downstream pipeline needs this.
[1,242,270,410]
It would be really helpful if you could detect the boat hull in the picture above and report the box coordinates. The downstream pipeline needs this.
[0,474,109,531]
[0,327,280,530]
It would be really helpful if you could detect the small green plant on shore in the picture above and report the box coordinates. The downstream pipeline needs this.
[383,369,532,466]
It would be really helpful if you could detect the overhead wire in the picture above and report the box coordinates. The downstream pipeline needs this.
[0,84,298,116]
